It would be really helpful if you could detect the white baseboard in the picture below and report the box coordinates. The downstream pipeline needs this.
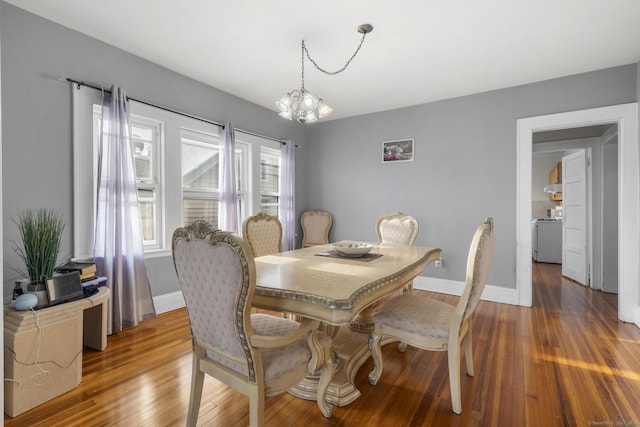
[153,291,185,314]
[413,276,519,306]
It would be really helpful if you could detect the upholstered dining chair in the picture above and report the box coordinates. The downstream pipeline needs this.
[242,212,282,257]
[172,221,334,427]
[376,212,420,300]
[301,210,333,247]
[375,212,419,245]
[368,218,495,415]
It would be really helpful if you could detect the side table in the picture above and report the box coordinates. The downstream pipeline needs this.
[3,286,111,417]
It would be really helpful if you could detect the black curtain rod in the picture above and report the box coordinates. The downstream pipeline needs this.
[67,78,294,146]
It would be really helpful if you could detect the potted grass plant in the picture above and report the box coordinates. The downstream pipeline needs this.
[13,208,65,307]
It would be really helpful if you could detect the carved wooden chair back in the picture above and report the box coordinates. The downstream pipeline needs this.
[172,221,334,426]
[301,210,333,247]
[242,212,282,257]
[375,212,419,245]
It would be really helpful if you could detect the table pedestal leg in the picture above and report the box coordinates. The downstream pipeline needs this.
[289,324,368,406]
[289,291,407,406]
[289,324,399,406]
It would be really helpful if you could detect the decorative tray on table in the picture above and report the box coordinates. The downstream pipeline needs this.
[315,241,382,262]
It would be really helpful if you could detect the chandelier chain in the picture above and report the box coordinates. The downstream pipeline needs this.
[301,41,306,91]
[302,31,368,76]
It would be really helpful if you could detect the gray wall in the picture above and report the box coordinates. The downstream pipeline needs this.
[304,65,637,288]
[531,154,563,219]
[0,2,308,297]
[532,154,562,201]
[602,139,618,293]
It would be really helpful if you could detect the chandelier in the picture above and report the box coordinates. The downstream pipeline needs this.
[275,24,373,123]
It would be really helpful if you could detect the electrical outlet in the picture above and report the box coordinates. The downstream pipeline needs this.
[434,258,443,268]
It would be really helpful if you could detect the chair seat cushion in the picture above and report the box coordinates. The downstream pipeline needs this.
[374,295,454,341]
[251,314,330,383]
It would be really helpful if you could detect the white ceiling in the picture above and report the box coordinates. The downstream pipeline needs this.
[6,0,640,121]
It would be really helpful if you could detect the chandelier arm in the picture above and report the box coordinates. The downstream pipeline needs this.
[302,32,368,76]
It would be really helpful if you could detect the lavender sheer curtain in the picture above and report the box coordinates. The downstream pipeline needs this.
[218,122,238,233]
[95,85,156,334]
[280,140,296,251]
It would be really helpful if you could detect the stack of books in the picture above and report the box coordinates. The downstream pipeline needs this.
[55,261,107,289]
[56,261,96,280]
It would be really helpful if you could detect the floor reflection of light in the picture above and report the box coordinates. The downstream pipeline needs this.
[137,375,154,422]
[537,353,640,381]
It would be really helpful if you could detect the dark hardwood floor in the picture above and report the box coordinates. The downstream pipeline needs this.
[5,262,640,426]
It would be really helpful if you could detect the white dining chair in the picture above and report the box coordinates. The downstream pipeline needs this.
[301,210,333,247]
[376,212,420,304]
[368,218,495,415]
[172,220,334,426]
[242,212,282,257]
[375,212,419,246]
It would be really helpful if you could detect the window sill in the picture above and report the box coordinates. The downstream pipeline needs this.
[144,248,172,259]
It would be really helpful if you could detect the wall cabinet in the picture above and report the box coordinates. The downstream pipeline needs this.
[549,162,562,201]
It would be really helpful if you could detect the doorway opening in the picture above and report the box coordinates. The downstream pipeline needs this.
[532,124,619,299]
[516,103,639,325]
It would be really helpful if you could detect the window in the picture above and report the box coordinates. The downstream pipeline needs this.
[92,106,164,250]
[260,147,280,217]
[74,85,282,258]
[180,129,248,231]
[181,129,220,226]
[131,118,163,249]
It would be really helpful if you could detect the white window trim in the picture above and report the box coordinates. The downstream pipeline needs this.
[72,86,101,260]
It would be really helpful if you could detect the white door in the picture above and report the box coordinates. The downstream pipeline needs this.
[562,150,589,285]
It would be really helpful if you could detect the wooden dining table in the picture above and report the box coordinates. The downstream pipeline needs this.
[252,242,442,407]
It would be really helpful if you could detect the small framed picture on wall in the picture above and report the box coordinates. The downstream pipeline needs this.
[382,139,414,163]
